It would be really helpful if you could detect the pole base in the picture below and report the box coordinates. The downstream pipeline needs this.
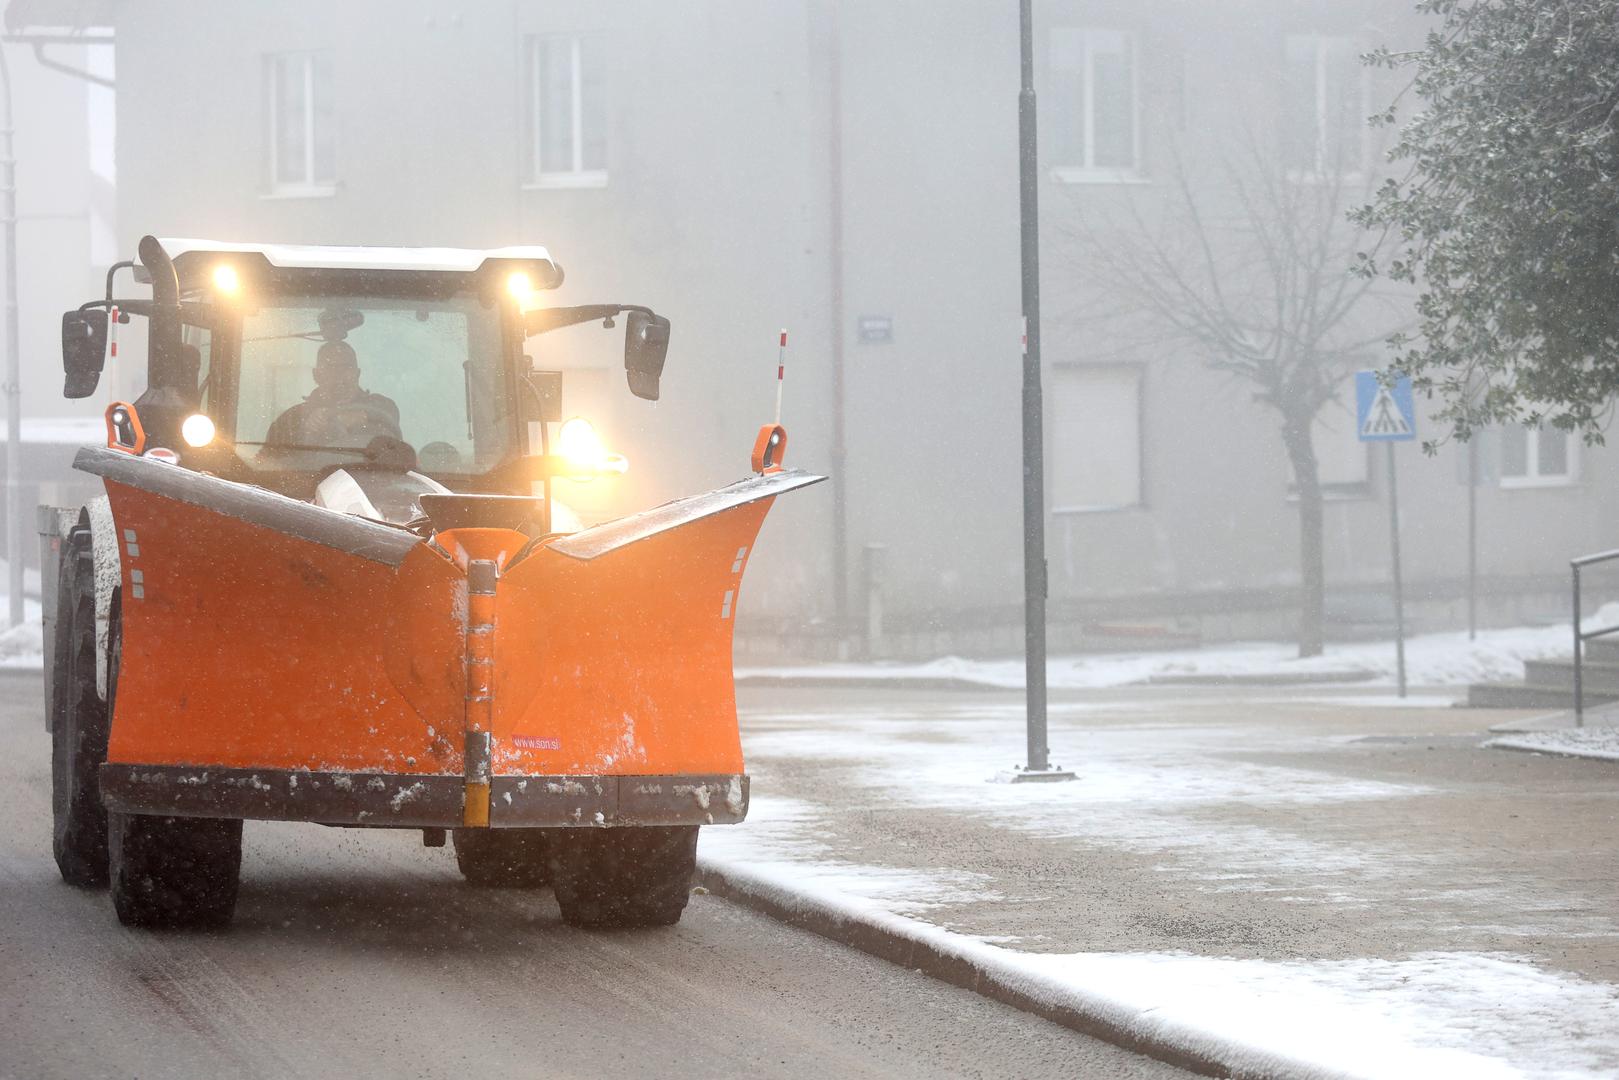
[992,765,1077,784]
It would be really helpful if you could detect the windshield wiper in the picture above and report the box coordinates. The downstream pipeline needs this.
[235,441,372,456]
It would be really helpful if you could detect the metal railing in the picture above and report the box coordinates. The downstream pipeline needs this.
[1572,547,1619,726]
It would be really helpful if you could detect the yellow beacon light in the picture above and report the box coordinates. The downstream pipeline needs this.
[181,413,216,448]
[212,264,241,295]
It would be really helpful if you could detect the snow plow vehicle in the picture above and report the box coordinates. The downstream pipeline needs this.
[39,236,821,929]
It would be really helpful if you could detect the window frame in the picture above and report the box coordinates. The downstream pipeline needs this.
[1048,362,1146,515]
[524,34,608,190]
[264,51,337,199]
[1048,27,1145,186]
[1287,386,1372,502]
[1499,425,1580,489]
[1282,32,1367,184]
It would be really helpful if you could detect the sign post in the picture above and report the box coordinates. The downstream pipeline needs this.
[1357,371,1417,697]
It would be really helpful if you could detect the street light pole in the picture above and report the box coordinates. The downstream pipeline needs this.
[0,42,22,629]
[1010,0,1072,783]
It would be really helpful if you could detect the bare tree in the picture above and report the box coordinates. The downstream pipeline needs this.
[1063,139,1405,658]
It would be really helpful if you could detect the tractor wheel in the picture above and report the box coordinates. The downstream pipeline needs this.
[109,812,243,929]
[451,828,550,887]
[50,532,109,888]
[550,825,698,928]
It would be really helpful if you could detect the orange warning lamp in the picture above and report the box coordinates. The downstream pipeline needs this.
[104,401,147,456]
[752,424,787,473]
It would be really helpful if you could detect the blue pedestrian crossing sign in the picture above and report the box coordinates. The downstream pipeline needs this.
[1356,371,1416,442]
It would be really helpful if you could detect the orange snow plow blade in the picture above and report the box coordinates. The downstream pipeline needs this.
[76,446,823,829]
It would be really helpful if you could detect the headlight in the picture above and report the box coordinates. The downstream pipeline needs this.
[556,416,628,478]
[212,264,241,295]
[181,413,216,448]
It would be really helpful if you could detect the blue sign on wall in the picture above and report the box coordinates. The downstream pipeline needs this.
[1356,371,1416,442]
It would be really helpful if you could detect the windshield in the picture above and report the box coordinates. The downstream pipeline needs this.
[228,295,511,475]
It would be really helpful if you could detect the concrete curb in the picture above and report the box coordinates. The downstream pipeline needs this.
[694,860,1233,1078]
[1487,701,1619,734]
[1484,735,1619,764]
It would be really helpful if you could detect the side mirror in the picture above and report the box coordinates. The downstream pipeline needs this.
[624,310,670,401]
[61,310,109,399]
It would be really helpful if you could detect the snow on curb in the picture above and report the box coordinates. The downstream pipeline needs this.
[696,856,1577,1080]
[1486,730,1619,763]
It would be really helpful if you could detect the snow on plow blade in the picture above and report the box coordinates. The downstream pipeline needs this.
[76,446,823,829]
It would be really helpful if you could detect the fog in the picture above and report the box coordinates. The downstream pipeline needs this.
[2,0,1614,661]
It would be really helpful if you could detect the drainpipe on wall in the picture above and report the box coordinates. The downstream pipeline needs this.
[1,42,21,627]
[824,0,849,657]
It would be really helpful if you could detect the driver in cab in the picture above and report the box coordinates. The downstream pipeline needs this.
[264,340,402,452]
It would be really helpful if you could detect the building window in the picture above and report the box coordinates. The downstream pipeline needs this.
[265,53,336,195]
[1282,34,1363,179]
[1049,29,1139,182]
[1500,425,1577,487]
[526,35,607,188]
[1050,365,1143,512]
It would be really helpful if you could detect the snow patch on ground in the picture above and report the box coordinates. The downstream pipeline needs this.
[0,560,46,671]
[0,600,43,671]
[738,607,1619,691]
[1487,729,1619,764]
[699,855,1619,1080]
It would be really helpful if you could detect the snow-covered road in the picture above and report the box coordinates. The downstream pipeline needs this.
[0,672,1184,1080]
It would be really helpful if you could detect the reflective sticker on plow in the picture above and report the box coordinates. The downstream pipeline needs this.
[731,546,748,573]
[720,589,734,619]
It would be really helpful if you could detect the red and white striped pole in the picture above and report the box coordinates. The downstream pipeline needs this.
[774,328,787,425]
[109,305,119,359]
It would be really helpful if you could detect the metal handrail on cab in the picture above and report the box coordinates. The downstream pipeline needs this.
[1571,547,1619,727]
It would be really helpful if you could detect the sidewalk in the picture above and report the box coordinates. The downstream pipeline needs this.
[735,613,1610,693]
[698,684,1619,1079]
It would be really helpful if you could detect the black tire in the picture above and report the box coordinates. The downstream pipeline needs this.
[109,812,243,929]
[50,531,108,888]
[104,612,243,929]
[550,826,698,928]
[451,828,550,887]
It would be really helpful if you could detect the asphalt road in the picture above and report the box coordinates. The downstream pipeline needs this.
[0,672,1185,1080]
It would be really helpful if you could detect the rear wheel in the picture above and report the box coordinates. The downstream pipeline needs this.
[451,828,550,887]
[50,531,108,888]
[550,825,698,928]
[109,811,243,928]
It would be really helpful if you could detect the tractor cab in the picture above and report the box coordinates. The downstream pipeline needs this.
[60,236,670,525]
